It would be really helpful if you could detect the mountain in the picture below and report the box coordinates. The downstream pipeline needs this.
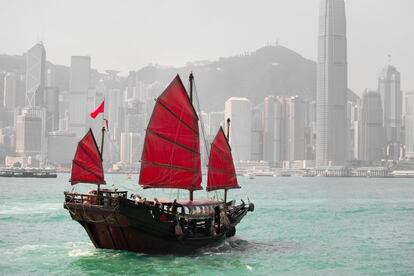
[136,45,317,111]
[1,45,318,110]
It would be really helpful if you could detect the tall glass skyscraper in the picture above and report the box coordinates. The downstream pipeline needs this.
[25,42,46,107]
[378,65,402,161]
[316,0,348,167]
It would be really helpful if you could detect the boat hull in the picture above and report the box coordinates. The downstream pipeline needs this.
[64,197,250,254]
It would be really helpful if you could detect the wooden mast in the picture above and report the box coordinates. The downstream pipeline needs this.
[224,118,231,203]
[189,72,194,201]
[97,113,105,202]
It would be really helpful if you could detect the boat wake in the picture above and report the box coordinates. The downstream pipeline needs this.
[199,237,300,255]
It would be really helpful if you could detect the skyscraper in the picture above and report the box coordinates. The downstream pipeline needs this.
[404,91,414,159]
[70,56,91,91]
[359,90,385,162]
[224,97,252,162]
[316,0,348,166]
[25,42,46,107]
[15,112,42,156]
[68,56,91,138]
[286,96,306,161]
[3,72,16,110]
[263,96,277,166]
[378,65,402,161]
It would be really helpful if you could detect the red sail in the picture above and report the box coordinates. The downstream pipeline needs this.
[70,129,105,185]
[139,75,202,190]
[207,127,239,191]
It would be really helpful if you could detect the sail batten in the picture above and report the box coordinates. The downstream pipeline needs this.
[207,127,239,191]
[147,130,200,155]
[70,129,105,185]
[157,99,198,134]
[139,75,202,190]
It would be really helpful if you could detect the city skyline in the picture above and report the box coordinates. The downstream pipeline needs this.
[1,0,414,94]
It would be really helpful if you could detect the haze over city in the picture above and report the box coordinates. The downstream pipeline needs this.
[1,0,414,93]
[2,1,414,274]
[1,0,414,175]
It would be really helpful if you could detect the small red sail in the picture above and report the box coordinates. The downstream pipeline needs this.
[207,127,239,191]
[70,129,105,185]
[139,75,202,190]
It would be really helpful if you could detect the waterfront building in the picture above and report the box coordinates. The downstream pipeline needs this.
[404,91,414,159]
[15,112,42,156]
[286,96,306,161]
[47,131,76,165]
[378,65,402,161]
[316,0,348,167]
[120,132,142,164]
[359,90,385,162]
[263,96,306,167]
[224,97,252,162]
[251,107,263,161]
[263,96,277,166]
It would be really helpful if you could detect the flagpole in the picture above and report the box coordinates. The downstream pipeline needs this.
[98,99,105,204]
[100,98,105,159]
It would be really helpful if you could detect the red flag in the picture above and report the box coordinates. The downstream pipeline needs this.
[90,100,104,119]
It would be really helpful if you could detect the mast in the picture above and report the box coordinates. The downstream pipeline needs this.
[139,75,202,191]
[98,124,105,198]
[224,118,230,202]
[189,72,194,201]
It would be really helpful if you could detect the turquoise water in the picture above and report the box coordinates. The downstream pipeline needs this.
[1,174,414,275]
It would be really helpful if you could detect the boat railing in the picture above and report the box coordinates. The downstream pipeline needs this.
[64,191,128,208]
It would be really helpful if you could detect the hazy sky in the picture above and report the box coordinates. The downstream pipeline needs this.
[1,0,413,94]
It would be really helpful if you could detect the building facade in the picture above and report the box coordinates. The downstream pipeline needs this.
[25,43,46,107]
[224,97,252,162]
[316,0,348,166]
[378,65,402,161]
[359,90,385,162]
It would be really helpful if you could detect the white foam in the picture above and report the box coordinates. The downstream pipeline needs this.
[68,248,95,257]
[0,203,61,215]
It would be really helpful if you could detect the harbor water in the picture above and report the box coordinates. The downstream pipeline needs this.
[0,174,413,275]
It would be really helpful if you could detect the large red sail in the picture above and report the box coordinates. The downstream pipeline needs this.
[139,75,202,190]
[207,127,239,191]
[70,129,105,185]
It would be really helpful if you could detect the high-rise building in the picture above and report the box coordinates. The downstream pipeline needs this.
[404,91,414,159]
[251,107,263,161]
[68,56,91,138]
[0,72,5,107]
[209,111,224,135]
[224,97,252,162]
[70,56,91,91]
[316,0,348,167]
[25,43,46,107]
[263,96,307,167]
[15,112,42,156]
[47,130,76,165]
[120,132,142,164]
[45,87,60,133]
[263,96,276,166]
[286,96,306,161]
[359,91,385,162]
[378,65,402,161]
[3,72,16,110]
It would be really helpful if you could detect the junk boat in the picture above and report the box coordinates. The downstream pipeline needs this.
[64,74,254,254]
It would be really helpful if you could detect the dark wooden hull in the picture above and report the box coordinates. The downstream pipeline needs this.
[64,197,251,255]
